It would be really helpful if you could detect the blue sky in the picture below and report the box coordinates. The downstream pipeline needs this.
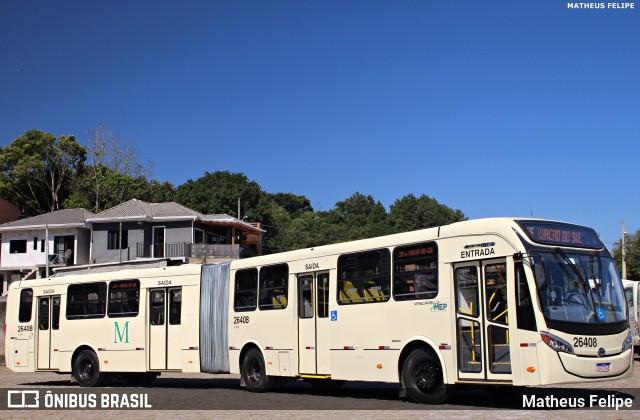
[1,1,638,250]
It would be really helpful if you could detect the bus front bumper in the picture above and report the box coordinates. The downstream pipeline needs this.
[556,349,633,380]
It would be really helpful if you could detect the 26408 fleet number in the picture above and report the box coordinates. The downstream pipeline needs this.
[234,316,249,325]
[573,336,597,347]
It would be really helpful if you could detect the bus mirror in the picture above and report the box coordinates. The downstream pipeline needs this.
[513,252,523,262]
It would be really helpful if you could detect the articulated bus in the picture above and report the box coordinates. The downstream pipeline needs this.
[5,218,634,404]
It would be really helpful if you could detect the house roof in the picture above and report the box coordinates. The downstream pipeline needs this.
[88,199,265,233]
[0,208,94,231]
[88,199,200,221]
[199,214,265,234]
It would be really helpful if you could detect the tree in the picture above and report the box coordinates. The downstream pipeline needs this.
[174,171,263,217]
[0,129,86,216]
[389,193,466,232]
[138,179,175,203]
[612,230,640,280]
[269,192,313,217]
[82,123,150,212]
[330,192,390,240]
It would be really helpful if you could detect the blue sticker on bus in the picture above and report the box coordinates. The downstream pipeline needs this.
[596,306,605,321]
[331,310,337,321]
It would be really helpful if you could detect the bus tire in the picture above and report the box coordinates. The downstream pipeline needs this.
[401,348,451,404]
[73,350,108,387]
[241,348,276,392]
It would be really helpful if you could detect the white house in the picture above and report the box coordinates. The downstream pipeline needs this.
[0,208,93,294]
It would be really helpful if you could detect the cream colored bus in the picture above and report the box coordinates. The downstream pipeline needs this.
[5,264,231,387]
[5,218,634,404]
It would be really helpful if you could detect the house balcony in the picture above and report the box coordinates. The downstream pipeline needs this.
[136,242,192,259]
[135,242,257,260]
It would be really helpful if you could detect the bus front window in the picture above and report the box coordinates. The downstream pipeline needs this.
[530,251,626,324]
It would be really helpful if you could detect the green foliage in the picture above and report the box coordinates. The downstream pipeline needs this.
[0,129,86,216]
[174,171,262,217]
[139,180,175,203]
[269,192,313,216]
[389,194,466,232]
[612,231,640,280]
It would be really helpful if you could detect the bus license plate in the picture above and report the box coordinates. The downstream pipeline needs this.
[596,363,611,372]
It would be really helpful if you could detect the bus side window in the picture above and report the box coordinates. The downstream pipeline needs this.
[108,280,140,318]
[66,283,107,320]
[337,249,390,305]
[234,268,258,312]
[258,264,289,310]
[392,242,438,301]
[19,288,33,323]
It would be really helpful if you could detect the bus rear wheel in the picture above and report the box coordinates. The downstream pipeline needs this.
[73,350,108,387]
[401,348,451,404]
[241,348,276,392]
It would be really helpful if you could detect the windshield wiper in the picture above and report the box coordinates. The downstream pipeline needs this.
[554,248,602,314]
[554,248,588,288]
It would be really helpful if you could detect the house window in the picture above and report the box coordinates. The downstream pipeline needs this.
[107,230,129,250]
[10,240,27,254]
[206,233,218,244]
[194,229,204,244]
[40,240,45,252]
[33,237,38,250]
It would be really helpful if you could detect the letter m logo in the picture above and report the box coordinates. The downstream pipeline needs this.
[114,321,130,343]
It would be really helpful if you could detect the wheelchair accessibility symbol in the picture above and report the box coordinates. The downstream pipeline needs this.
[331,310,338,321]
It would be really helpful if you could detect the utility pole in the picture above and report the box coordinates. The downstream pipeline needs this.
[622,220,627,279]
[238,197,241,219]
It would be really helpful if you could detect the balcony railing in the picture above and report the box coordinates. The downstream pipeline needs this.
[136,242,191,259]
[136,242,256,260]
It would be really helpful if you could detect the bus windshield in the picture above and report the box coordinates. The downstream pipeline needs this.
[530,250,626,324]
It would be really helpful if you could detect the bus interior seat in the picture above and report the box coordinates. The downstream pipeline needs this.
[272,290,287,309]
[364,281,383,302]
[339,290,351,304]
[343,281,363,303]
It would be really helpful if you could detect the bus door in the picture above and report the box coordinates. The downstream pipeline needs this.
[454,259,512,382]
[148,287,182,370]
[36,295,61,370]
[297,271,331,375]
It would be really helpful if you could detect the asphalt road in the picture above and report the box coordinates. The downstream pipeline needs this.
[0,354,639,419]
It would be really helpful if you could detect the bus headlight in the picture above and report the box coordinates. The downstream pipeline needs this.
[621,331,633,352]
[541,331,575,355]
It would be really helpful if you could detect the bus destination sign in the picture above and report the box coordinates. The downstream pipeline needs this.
[396,244,436,259]
[517,221,601,249]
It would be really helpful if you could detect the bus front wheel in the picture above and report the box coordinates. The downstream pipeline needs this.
[401,348,451,404]
[241,348,276,392]
[73,350,108,387]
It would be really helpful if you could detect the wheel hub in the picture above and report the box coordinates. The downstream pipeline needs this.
[414,361,441,390]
